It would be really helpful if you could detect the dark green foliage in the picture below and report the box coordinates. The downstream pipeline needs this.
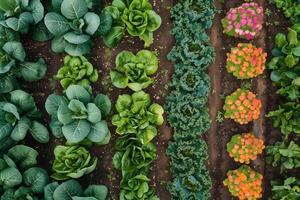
[271,177,300,200]
[270,0,300,24]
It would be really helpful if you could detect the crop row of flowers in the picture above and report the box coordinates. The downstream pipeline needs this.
[165,0,215,199]
[222,2,266,200]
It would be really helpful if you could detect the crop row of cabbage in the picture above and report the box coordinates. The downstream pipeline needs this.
[165,0,215,199]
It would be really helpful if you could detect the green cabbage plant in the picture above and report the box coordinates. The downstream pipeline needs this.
[51,144,97,180]
[0,0,44,34]
[55,55,98,89]
[44,0,112,56]
[45,85,111,144]
[112,91,164,144]
[44,180,108,200]
[0,145,49,199]
[103,0,162,48]
[0,90,49,152]
[111,50,158,91]
[0,41,47,94]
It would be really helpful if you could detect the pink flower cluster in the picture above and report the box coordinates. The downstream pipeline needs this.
[222,3,264,40]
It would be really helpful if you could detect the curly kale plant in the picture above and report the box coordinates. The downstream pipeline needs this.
[44,0,112,56]
[0,41,47,94]
[45,85,111,144]
[111,50,158,91]
[0,145,49,199]
[103,0,162,48]
[112,91,164,144]
[55,55,98,89]
[44,180,108,200]
[0,90,49,152]
[113,134,159,200]
[167,137,211,200]
[51,144,97,180]
[0,0,44,34]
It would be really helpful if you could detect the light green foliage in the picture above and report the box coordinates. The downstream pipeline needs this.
[0,0,44,34]
[0,90,49,153]
[44,0,112,56]
[112,134,159,200]
[51,144,97,180]
[266,141,300,173]
[0,145,49,199]
[112,91,164,144]
[45,85,111,144]
[44,180,108,200]
[111,50,158,91]
[55,55,98,89]
[271,177,300,200]
[103,0,162,48]
[270,0,300,24]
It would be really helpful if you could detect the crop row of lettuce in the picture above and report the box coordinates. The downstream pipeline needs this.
[165,0,215,199]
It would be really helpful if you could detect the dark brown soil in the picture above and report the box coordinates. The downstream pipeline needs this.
[18,0,290,199]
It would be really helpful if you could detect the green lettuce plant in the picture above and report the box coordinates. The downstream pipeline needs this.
[44,180,108,200]
[45,85,111,144]
[0,41,47,94]
[0,0,44,34]
[55,55,98,89]
[271,177,300,200]
[270,0,300,24]
[0,145,49,199]
[44,0,112,56]
[112,134,159,200]
[51,144,97,180]
[111,50,158,91]
[103,0,162,48]
[0,90,49,152]
[112,91,164,144]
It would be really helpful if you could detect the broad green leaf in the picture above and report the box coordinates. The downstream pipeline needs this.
[61,0,88,20]
[0,121,13,140]
[64,32,91,45]
[65,42,91,56]
[10,90,36,111]
[62,119,90,143]
[288,29,298,46]
[32,22,54,42]
[10,117,31,141]
[30,121,50,143]
[20,58,47,82]
[51,35,68,53]
[29,0,44,23]
[57,104,74,125]
[0,167,22,188]
[145,10,161,32]
[6,12,34,33]
[0,75,15,94]
[44,12,70,36]
[50,116,63,138]
[97,10,112,36]
[94,94,111,117]
[284,55,296,68]
[66,85,91,103]
[103,26,125,48]
[52,0,63,12]
[115,94,132,112]
[84,185,108,200]
[87,121,109,143]
[45,94,68,115]
[44,182,59,200]
[110,70,128,88]
[7,145,38,169]
[86,103,101,123]
[0,0,18,12]
[2,102,20,120]
[3,41,26,62]
[139,30,154,48]
[53,180,83,200]
[292,77,300,86]
[23,167,49,193]
[275,33,287,48]
[84,12,100,35]
[0,25,20,48]
[68,99,87,113]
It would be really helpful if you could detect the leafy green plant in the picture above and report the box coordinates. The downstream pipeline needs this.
[0,145,49,199]
[44,180,108,200]
[0,90,49,152]
[0,0,44,34]
[45,85,111,144]
[266,141,300,173]
[103,0,162,48]
[55,55,98,89]
[270,0,300,24]
[271,177,300,200]
[112,91,164,144]
[111,50,158,91]
[112,134,158,200]
[51,144,97,180]
[44,0,112,56]
[266,102,300,137]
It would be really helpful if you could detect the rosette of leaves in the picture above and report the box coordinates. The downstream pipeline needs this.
[0,145,49,199]
[51,144,97,180]
[266,141,300,173]
[0,24,19,48]
[44,0,112,56]
[0,0,44,34]
[55,55,98,89]
[0,90,49,151]
[103,0,162,48]
[165,91,211,138]
[0,41,47,94]
[112,91,164,144]
[44,180,108,200]
[45,85,111,144]
[267,27,300,101]
[266,102,300,137]
[271,177,300,200]
[111,50,158,91]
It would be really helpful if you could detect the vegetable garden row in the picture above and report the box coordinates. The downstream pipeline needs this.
[0,0,299,199]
